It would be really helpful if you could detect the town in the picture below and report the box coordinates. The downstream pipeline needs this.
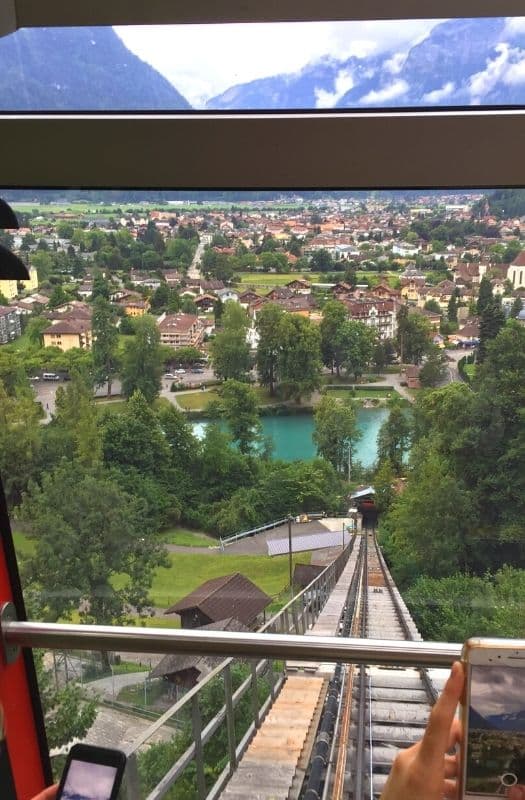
[1,189,524,797]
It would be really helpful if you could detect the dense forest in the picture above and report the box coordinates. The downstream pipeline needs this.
[379,321,525,641]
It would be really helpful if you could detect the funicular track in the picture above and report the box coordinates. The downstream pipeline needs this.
[336,532,439,800]
[219,531,442,800]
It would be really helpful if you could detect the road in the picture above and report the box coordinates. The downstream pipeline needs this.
[188,235,205,280]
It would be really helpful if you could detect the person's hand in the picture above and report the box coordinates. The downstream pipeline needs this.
[509,788,525,800]
[31,785,58,800]
[380,661,464,800]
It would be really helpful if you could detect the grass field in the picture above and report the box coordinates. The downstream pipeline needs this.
[161,527,216,548]
[144,550,312,609]
[12,530,36,558]
[327,387,396,400]
[176,386,273,412]
[235,272,322,287]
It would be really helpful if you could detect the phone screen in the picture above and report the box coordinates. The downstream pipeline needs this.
[60,759,118,800]
[465,664,525,797]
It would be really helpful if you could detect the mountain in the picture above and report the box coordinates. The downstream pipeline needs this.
[488,710,525,733]
[0,27,190,110]
[208,18,525,110]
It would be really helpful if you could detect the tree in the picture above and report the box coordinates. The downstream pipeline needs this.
[447,289,459,323]
[211,379,262,454]
[374,458,396,513]
[121,315,163,403]
[0,381,42,507]
[213,297,224,325]
[511,295,523,317]
[478,298,505,362]
[276,314,322,402]
[310,248,334,272]
[377,400,411,475]
[48,284,68,309]
[255,303,285,396]
[340,320,376,381]
[419,346,448,388]
[91,270,110,300]
[172,346,203,366]
[396,307,432,364]
[477,275,493,314]
[320,300,347,375]
[23,463,166,627]
[34,650,97,750]
[26,315,49,346]
[313,394,361,476]
[150,282,170,311]
[424,299,442,314]
[91,297,119,396]
[54,370,102,468]
[102,390,170,476]
[210,302,251,382]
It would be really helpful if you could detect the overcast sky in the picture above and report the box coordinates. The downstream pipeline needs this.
[62,760,117,800]
[116,21,442,107]
[471,665,525,718]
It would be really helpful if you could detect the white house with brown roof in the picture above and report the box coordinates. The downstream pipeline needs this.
[157,312,205,349]
[508,251,525,289]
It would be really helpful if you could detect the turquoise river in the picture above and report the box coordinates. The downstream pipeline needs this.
[192,407,388,466]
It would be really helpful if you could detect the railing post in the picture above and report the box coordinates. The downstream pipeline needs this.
[283,606,290,634]
[292,598,300,634]
[223,664,237,775]
[191,694,206,800]
[251,661,260,729]
[122,751,141,800]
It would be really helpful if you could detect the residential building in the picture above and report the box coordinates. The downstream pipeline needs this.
[341,298,398,340]
[164,573,271,629]
[116,292,150,316]
[508,251,525,289]
[0,306,21,344]
[19,265,39,294]
[157,312,205,349]
[0,278,18,301]
[42,317,92,351]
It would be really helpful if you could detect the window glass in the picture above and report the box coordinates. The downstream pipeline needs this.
[1,187,523,795]
[2,18,525,110]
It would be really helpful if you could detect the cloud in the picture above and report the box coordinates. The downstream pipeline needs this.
[115,20,440,107]
[468,43,512,101]
[423,81,456,103]
[315,69,354,108]
[384,52,407,75]
[504,17,525,37]
[502,53,525,85]
[359,79,409,105]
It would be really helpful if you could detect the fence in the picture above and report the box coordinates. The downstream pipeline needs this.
[219,512,350,549]
[121,539,355,800]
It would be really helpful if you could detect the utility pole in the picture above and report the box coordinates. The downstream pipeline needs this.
[288,515,293,597]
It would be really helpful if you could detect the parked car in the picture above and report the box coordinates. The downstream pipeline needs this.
[191,367,204,373]
[174,368,186,375]
[164,373,175,379]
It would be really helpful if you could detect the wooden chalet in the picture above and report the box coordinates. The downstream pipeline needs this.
[164,572,272,629]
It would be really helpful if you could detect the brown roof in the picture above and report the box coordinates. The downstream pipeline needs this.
[164,572,271,625]
[158,313,199,333]
[43,319,91,335]
[511,251,525,267]
[149,618,249,680]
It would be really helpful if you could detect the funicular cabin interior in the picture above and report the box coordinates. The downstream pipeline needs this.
[0,1,524,798]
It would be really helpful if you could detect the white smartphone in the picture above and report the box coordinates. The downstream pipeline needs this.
[460,638,525,799]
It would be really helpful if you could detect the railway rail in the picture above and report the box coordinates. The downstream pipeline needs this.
[340,532,442,799]
[218,530,445,800]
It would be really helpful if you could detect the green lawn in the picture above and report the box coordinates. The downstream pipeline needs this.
[12,530,36,558]
[142,550,312,609]
[94,399,128,415]
[176,389,220,411]
[326,387,397,399]
[235,272,322,287]
[161,527,216,548]
[177,386,274,412]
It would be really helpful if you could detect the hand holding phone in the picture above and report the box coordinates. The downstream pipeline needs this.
[460,638,525,800]
[56,744,126,800]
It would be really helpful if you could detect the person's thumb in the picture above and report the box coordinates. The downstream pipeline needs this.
[419,661,464,763]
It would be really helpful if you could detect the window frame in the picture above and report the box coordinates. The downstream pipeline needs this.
[1,110,525,190]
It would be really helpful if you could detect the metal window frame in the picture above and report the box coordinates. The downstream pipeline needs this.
[5,0,525,30]
[2,109,525,190]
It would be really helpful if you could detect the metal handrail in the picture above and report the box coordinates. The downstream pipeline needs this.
[2,620,462,667]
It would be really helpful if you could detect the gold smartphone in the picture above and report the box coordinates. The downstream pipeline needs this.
[460,638,525,799]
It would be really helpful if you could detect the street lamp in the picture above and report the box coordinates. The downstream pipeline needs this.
[288,515,294,597]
